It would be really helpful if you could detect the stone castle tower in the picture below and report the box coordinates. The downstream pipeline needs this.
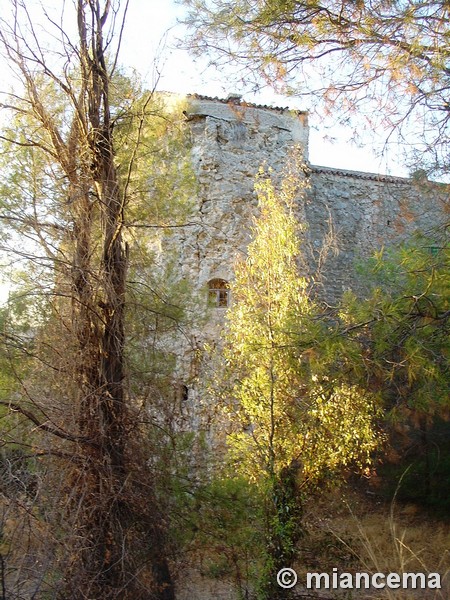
[175,94,446,301]
[160,94,448,409]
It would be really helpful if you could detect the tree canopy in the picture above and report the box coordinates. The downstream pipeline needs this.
[183,0,450,174]
[220,165,380,485]
[0,2,192,597]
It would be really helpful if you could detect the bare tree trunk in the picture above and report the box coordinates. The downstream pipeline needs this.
[62,3,175,598]
[0,1,175,597]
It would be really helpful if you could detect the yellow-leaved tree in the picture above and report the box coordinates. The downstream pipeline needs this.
[217,158,381,598]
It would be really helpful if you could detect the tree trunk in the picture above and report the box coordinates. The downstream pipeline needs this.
[63,2,174,597]
[0,2,175,595]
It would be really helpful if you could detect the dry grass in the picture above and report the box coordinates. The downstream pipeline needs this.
[173,486,449,600]
[298,487,449,599]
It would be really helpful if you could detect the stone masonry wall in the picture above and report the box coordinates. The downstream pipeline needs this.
[160,94,448,400]
[159,96,310,413]
[306,166,448,302]
[175,96,447,305]
[179,96,309,292]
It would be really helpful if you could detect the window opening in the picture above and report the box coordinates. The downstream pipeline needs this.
[208,278,230,308]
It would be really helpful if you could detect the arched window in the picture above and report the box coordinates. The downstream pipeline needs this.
[208,278,230,308]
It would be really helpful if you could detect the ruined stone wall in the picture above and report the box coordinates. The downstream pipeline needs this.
[306,166,448,302]
[174,96,447,305]
[159,95,448,402]
[159,96,309,410]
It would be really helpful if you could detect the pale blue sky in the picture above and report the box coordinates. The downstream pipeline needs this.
[120,0,408,177]
[0,0,407,176]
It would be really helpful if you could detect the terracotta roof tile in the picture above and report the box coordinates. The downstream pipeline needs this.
[310,164,411,184]
[187,93,307,116]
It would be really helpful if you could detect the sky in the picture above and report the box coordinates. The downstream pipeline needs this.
[0,0,408,177]
[118,0,409,177]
